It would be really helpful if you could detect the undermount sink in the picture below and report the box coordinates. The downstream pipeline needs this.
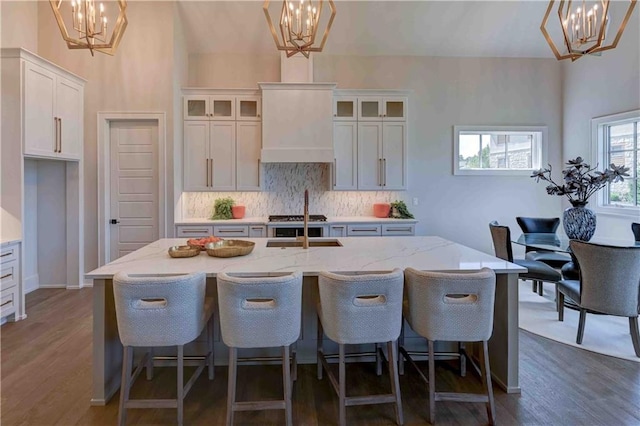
[266,239,343,248]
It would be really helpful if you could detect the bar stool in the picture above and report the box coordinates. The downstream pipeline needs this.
[317,269,404,426]
[216,271,303,426]
[113,272,215,426]
[401,267,496,425]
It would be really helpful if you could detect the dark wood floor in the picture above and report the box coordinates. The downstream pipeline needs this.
[2,288,640,425]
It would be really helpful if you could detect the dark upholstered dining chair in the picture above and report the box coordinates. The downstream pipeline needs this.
[489,221,562,300]
[557,240,640,357]
[516,217,571,294]
[632,222,640,242]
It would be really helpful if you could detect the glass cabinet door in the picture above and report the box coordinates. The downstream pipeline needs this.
[358,98,382,121]
[211,96,235,120]
[333,97,358,121]
[383,98,407,121]
[236,96,261,121]
[184,96,208,120]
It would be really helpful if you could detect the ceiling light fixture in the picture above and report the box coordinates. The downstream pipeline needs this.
[541,0,637,61]
[263,0,336,58]
[49,0,128,56]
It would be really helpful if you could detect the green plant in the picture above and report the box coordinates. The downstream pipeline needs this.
[211,197,235,220]
[389,200,414,219]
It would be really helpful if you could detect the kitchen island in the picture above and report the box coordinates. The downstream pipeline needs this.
[86,236,526,405]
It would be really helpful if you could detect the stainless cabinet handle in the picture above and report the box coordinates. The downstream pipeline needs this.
[0,299,12,308]
[53,117,58,152]
[383,158,386,186]
[1,251,12,258]
[218,229,244,233]
[206,159,209,187]
[59,118,62,153]
[257,158,261,184]
[251,227,263,230]
[352,228,378,232]
[386,227,412,232]
[378,159,383,186]
[181,230,210,234]
[333,158,337,187]
[1,273,12,280]
[210,158,214,187]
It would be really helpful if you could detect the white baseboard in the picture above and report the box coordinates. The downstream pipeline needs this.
[38,283,68,289]
[83,278,93,288]
[24,273,39,294]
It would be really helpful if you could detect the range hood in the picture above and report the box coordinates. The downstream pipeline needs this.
[259,82,336,163]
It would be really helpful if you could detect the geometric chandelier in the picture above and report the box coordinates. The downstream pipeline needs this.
[541,0,637,61]
[49,0,128,56]
[263,0,336,58]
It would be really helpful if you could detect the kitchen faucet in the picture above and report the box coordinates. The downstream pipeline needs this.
[297,189,310,249]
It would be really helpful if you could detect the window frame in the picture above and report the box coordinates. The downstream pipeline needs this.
[591,109,640,218]
[453,125,548,176]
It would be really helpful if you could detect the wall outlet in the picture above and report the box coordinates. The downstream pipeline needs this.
[412,197,419,206]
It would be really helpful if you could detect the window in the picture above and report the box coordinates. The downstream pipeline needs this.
[453,126,547,175]
[592,110,640,216]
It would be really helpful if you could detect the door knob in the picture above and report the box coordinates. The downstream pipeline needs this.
[110,219,120,224]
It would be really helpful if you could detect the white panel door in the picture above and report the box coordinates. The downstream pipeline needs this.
[184,121,210,191]
[333,122,357,190]
[109,121,159,260]
[357,122,383,190]
[23,62,56,158]
[55,76,83,160]
[209,121,236,191]
[382,122,407,190]
[236,121,261,190]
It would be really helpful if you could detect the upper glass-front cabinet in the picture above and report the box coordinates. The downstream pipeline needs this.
[184,95,262,121]
[357,97,406,122]
[333,96,358,121]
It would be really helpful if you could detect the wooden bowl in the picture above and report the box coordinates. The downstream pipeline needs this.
[168,245,201,258]
[205,240,255,258]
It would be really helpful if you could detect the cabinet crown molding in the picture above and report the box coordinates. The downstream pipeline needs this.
[182,87,260,96]
[334,89,411,97]
[258,82,337,91]
[0,48,87,84]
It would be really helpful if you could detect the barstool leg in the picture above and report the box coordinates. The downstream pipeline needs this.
[118,346,133,426]
[427,340,436,424]
[532,280,537,293]
[339,343,347,426]
[177,345,184,426]
[282,345,293,426]
[480,341,495,425]
[375,343,382,376]
[398,320,405,375]
[146,347,154,380]
[459,342,467,377]
[227,347,237,426]
[387,341,404,426]
[207,315,215,380]
[317,316,324,380]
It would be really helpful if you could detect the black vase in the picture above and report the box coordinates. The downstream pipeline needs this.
[563,202,596,241]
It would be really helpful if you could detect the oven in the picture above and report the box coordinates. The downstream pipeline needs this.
[268,215,328,238]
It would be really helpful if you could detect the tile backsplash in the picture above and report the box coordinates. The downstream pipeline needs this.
[182,163,404,218]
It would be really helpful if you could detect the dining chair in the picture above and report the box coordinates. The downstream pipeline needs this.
[113,272,215,426]
[489,221,561,298]
[516,217,571,294]
[216,271,303,426]
[401,267,497,425]
[557,240,640,357]
[632,222,640,242]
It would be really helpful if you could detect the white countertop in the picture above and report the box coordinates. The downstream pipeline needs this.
[85,236,525,279]
[176,216,418,226]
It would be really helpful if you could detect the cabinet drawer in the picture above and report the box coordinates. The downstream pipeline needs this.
[176,226,214,238]
[0,287,17,318]
[248,225,267,238]
[0,246,17,264]
[382,224,415,236]
[213,226,249,237]
[0,262,18,292]
[347,225,382,236]
[329,225,347,238]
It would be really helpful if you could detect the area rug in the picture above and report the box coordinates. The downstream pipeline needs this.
[518,281,640,362]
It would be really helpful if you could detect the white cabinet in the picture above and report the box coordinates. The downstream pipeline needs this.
[358,97,407,122]
[347,224,382,236]
[183,90,262,192]
[382,223,415,236]
[248,225,267,238]
[332,122,358,190]
[333,91,408,191]
[23,59,83,160]
[184,95,262,121]
[183,121,236,191]
[329,224,347,237]
[1,242,21,321]
[176,225,214,237]
[213,225,249,238]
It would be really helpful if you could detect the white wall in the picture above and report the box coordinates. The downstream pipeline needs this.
[0,1,38,52]
[562,14,640,239]
[188,53,279,87]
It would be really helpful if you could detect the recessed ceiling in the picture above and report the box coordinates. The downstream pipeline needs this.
[178,1,560,57]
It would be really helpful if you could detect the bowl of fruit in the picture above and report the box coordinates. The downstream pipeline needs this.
[187,236,223,251]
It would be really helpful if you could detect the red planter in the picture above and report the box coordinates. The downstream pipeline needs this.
[373,203,391,218]
[231,205,246,219]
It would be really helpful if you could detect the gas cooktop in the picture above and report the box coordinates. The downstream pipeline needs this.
[268,215,327,222]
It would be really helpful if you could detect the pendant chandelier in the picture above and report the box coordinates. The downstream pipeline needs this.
[541,0,637,61]
[49,0,128,56]
[263,0,336,58]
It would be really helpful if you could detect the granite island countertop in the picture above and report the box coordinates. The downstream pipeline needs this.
[85,236,524,279]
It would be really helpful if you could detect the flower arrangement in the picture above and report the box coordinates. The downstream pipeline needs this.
[531,157,629,207]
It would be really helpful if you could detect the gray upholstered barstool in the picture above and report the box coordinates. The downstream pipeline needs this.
[317,269,404,426]
[113,272,215,426]
[401,267,497,425]
[216,271,303,426]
